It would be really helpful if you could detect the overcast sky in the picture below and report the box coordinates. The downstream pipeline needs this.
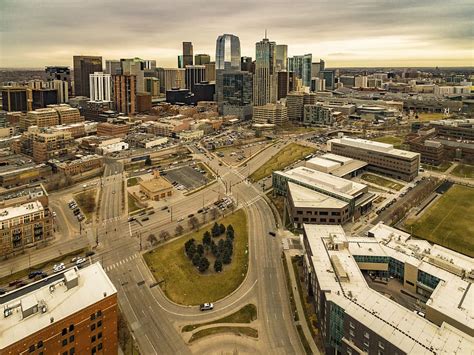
[1,0,473,68]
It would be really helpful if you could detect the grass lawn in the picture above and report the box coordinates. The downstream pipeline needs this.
[451,164,474,179]
[127,177,140,187]
[415,113,450,121]
[404,185,474,257]
[127,193,143,213]
[361,173,404,191]
[422,162,452,173]
[0,247,87,286]
[372,136,405,148]
[188,326,258,343]
[249,143,314,182]
[74,189,97,220]
[182,304,257,332]
[143,209,248,305]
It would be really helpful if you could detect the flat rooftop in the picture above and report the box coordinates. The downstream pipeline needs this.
[0,263,117,349]
[304,223,474,354]
[139,176,173,192]
[277,166,367,199]
[0,200,44,222]
[329,137,419,159]
[288,182,348,209]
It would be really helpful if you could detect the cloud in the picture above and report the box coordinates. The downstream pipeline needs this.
[0,0,473,67]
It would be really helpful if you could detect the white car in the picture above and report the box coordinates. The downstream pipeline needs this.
[53,263,65,273]
[200,303,214,311]
[75,258,86,266]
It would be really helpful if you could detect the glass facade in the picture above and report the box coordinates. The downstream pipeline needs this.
[418,270,441,290]
[288,54,312,87]
[329,302,345,352]
[388,257,405,280]
[215,34,241,71]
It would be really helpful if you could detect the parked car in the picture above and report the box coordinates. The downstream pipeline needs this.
[148,210,155,215]
[161,206,169,211]
[75,257,86,266]
[28,270,45,279]
[128,217,136,222]
[0,288,6,295]
[141,217,149,222]
[188,214,194,218]
[199,303,214,311]
[85,251,95,258]
[269,231,276,237]
[8,279,23,287]
[53,263,65,273]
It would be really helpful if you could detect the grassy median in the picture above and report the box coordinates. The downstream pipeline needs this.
[249,143,314,182]
[143,209,248,305]
[405,185,474,257]
[188,326,258,343]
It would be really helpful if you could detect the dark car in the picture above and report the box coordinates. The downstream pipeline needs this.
[188,214,194,218]
[85,251,95,257]
[28,270,45,279]
[15,280,28,288]
[8,279,23,287]
[0,288,6,295]
[141,217,149,222]
[269,231,276,237]
[161,206,169,211]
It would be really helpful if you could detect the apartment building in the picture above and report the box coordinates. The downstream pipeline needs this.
[0,200,52,255]
[20,108,59,130]
[253,103,288,126]
[0,154,52,188]
[51,104,84,125]
[302,223,473,354]
[53,155,104,177]
[328,137,420,181]
[97,122,129,138]
[0,263,118,354]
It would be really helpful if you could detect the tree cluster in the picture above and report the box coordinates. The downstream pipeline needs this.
[183,223,235,273]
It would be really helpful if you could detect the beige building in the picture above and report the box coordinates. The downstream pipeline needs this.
[54,155,104,177]
[139,173,173,201]
[253,103,288,126]
[21,108,59,130]
[49,104,83,124]
[286,91,318,122]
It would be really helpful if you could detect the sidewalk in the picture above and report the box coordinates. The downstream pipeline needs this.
[0,236,90,278]
[284,251,320,354]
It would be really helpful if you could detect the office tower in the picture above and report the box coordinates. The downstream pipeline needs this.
[219,71,253,119]
[320,69,335,90]
[286,91,318,122]
[195,54,211,65]
[73,56,102,97]
[354,75,368,88]
[183,41,193,66]
[311,77,325,92]
[32,89,58,109]
[193,82,215,102]
[136,93,152,113]
[46,80,68,103]
[253,103,287,126]
[112,74,136,115]
[45,66,71,96]
[303,103,334,126]
[277,71,290,100]
[144,77,160,96]
[311,59,325,77]
[105,60,121,75]
[22,108,59,129]
[89,72,112,102]
[275,45,288,71]
[204,62,216,82]
[156,68,186,92]
[215,34,241,71]
[120,58,145,93]
[1,263,118,354]
[51,104,83,125]
[241,57,254,73]
[185,65,206,93]
[254,37,277,106]
[178,55,184,68]
[288,54,312,87]
[1,87,31,112]
[144,60,156,71]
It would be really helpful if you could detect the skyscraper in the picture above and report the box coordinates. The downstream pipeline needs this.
[275,45,288,71]
[185,65,206,93]
[254,37,277,106]
[215,34,241,71]
[112,74,136,115]
[320,69,335,90]
[288,54,312,87]
[220,71,253,119]
[105,60,121,75]
[156,68,186,92]
[45,66,71,96]
[241,57,254,73]
[73,56,102,97]
[183,42,193,66]
[120,58,145,93]
[89,72,112,102]
[311,59,325,78]
[195,54,211,65]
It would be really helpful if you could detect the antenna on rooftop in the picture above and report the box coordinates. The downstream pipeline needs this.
[265,29,267,39]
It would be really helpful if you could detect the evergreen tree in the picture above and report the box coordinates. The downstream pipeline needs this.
[214,259,223,272]
[192,252,201,266]
[198,257,210,272]
[202,231,211,246]
[212,222,220,237]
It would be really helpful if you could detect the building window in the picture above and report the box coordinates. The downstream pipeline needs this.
[349,329,355,337]
[37,341,43,348]
[364,331,370,339]
[97,320,102,328]
[98,343,103,351]
[349,322,355,329]
[97,310,102,317]
[90,313,96,321]
[69,348,75,355]
[62,328,67,335]
[91,347,96,354]
[91,335,96,343]
[364,340,369,347]
[62,339,67,346]
[98,332,102,339]
[91,324,96,331]
[347,349,352,355]
[69,335,75,343]
[69,324,75,332]
[379,341,385,349]
[29,345,35,353]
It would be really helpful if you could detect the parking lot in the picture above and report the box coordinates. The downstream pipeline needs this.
[165,165,210,190]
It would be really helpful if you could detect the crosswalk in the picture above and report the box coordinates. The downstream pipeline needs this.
[104,253,139,272]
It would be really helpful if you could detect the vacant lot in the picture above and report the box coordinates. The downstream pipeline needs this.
[361,173,404,191]
[143,210,248,305]
[74,189,97,220]
[451,164,474,179]
[415,113,450,121]
[372,136,405,148]
[405,185,474,257]
[249,143,314,182]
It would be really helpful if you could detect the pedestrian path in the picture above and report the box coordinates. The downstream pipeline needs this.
[104,253,139,272]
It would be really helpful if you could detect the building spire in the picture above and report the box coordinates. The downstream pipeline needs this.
[265,29,267,39]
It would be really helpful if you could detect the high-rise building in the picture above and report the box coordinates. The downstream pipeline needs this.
[105,60,121,75]
[219,71,253,119]
[73,56,102,97]
[1,87,31,112]
[275,45,288,71]
[185,65,206,93]
[193,82,215,102]
[195,54,210,65]
[320,69,335,90]
[144,60,156,71]
[46,80,69,103]
[120,58,145,93]
[253,103,287,126]
[354,75,368,88]
[311,77,325,92]
[204,62,216,82]
[178,55,184,69]
[311,59,325,78]
[0,263,118,354]
[241,57,254,73]
[144,77,160,96]
[288,54,312,87]
[303,103,334,126]
[277,71,290,100]
[286,91,318,122]
[183,42,193,66]
[89,72,112,102]
[156,68,186,92]
[254,37,277,106]
[215,34,241,71]
[45,66,71,96]
[339,75,356,88]
[32,89,58,110]
[112,74,136,115]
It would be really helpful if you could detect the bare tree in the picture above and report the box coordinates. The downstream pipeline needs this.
[175,224,184,236]
[147,234,158,246]
[188,216,200,230]
[210,208,219,220]
[159,230,171,241]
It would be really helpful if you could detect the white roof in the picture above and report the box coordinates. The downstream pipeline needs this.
[321,153,353,164]
[0,201,44,222]
[0,263,116,349]
[288,182,348,209]
[306,157,341,169]
[330,137,419,159]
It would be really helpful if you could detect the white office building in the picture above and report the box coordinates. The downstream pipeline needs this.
[89,72,112,102]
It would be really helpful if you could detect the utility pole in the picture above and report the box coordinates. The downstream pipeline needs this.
[95,226,99,246]
[139,232,142,251]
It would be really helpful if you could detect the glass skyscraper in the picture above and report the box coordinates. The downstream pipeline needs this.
[254,37,277,106]
[288,54,312,88]
[215,34,241,71]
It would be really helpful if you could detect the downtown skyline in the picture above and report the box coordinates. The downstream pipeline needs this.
[1,0,473,68]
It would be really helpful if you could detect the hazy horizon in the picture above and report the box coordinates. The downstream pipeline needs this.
[1,0,473,68]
